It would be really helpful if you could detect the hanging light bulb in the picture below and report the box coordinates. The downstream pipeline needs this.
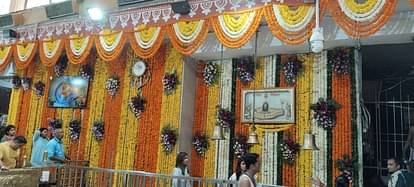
[309,0,324,53]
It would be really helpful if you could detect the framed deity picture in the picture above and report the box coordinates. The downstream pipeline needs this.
[241,88,295,124]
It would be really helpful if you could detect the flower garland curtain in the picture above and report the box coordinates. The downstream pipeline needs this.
[264,2,326,45]
[211,8,263,48]
[327,0,397,37]
[66,34,95,65]
[166,20,210,56]
[13,42,37,69]
[39,38,65,67]
[95,30,127,62]
[0,46,12,72]
[128,25,165,59]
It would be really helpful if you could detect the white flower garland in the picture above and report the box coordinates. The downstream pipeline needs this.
[42,39,62,59]
[135,27,161,49]
[98,31,123,52]
[217,11,256,39]
[273,5,315,32]
[338,0,385,22]
[69,35,90,56]
[16,42,35,62]
[172,20,205,43]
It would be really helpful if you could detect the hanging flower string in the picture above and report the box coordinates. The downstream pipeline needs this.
[21,77,32,91]
[160,125,178,154]
[216,106,234,128]
[310,98,341,130]
[68,119,81,141]
[105,75,120,96]
[11,76,21,89]
[236,56,255,84]
[162,70,178,95]
[79,64,93,79]
[33,81,45,97]
[335,155,354,184]
[192,133,209,156]
[329,49,351,75]
[92,120,105,141]
[283,56,302,85]
[203,62,219,86]
[280,138,301,165]
[233,134,249,158]
[129,95,146,118]
[54,60,67,77]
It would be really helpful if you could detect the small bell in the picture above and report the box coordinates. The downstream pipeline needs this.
[302,133,319,151]
[247,126,259,144]
[211,125,225,140]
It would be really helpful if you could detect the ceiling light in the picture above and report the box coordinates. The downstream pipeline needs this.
[310,27,324,53]
[88,7,103,21]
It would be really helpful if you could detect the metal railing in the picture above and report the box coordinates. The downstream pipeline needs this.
[53,165,238,187]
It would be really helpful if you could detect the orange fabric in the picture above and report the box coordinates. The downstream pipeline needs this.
[13,42,38,69]
[166,20,210,56]
[0,45,13,72]
[128,30,165,59]
[331,63,352,184]
[39,39,66,67]
[210,8,263,49]
[263,2,327,45]
[190,63,209,177]
[326,0,397,37]
[95,32,127,62]
[135,44,166,172]
[66,36,95,65]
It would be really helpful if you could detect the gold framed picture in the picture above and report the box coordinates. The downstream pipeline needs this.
[241,88,295,124]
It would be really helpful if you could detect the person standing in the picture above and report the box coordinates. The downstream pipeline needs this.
[0,125,16,142]
[0,136,27,170]
[46,128,69,165]
[403,126,414,161]
[387,158,406,187]
[172,152,191,187]
[239,153,261,187]
[229,156,247,181]
[31,128,49,167]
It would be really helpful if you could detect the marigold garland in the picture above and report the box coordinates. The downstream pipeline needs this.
[128,27,165,59]
[66,35,95,65]
[13,42,37,69]
[0,46,12,72]
[95,30,127,61]
[39,38,65,67]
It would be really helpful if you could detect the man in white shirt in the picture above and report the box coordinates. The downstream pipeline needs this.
[387,158,406,187]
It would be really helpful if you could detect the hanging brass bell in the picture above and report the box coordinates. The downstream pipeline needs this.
[247,126,259,144]
[302,133,319,151]
[211,125,225,140]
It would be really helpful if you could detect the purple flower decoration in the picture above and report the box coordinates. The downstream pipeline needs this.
[11,76,21,89]
[79,64,93,79]
[280,138,301,164]
[54,60,67,77]
[68,119,81,141]
[236,56,255,84]
[329,49,351,75]
[192,133,209,156]
[21,77,32,91]
[310,98,341,130]
[233,135,249,157]
[203,62,219,86]
[105,75,120,97]
[47,118,62,132]
[160,125,178,154]
[283,56,302,85]
[216,106,234,128]
[129,95,146,118]
[162,70,178,95]
[335,155,354,183]
[33,81,45,97]
[92,121,104,141]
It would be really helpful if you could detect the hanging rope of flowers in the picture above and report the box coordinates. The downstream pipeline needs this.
[203,62,219,86]
[280,137,301,165]
[21,77,32,91]
[160,125,178,154]
[216,106,234,128]
[68,119,81,141]
[236,56,255,84]
[54,59,67,77]
[33,81,46,97]
[310,98,341,130]
[329,49,352,75]
[283,56,302,85]
[162,70,178,95]
[92,120,105,141]
[11,76,21,89]
[233,134,249,158]
[105,75,120,97]
[129,95,146,118]
[335,155,354,184]
[192,133,209,156]
[79,64,93,80]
